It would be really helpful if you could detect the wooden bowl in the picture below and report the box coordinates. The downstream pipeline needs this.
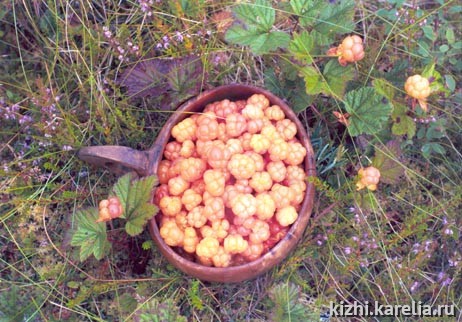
[78,84,316,283]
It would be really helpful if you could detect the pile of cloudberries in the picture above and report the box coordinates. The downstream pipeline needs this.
[154,94,307,267]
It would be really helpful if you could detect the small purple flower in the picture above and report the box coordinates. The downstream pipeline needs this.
[344,247,351,255]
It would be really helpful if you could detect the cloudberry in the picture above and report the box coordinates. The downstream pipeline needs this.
[244,151,265,172]
[206,143,231,169]
[212,246,231,267]
[196,112,219,141]
[203,169,226,197]
[265,105,285,121]
[167,157,184,179]
[249,219,270,244]
[270,184,295,209]
[196,236,220,258]
[234,179,252,194]
[154,184,169,206]
[255,192,276,220]
[356,166,381,191]
[286,165,306,183]
[97,197,123,222]
[225,138,243,156]
[179,140,195,158]
[260,124,281,142]
[203,197,225,222]
[223,234,248,254]
[214,99,238,119]
[276,119,297,141]
[160,220,184,247]
[239,132,253,151]
[242,103,264,120]
[250,134,271,154]
[164,141,182,161]
[330,35,365,66]
[227,154,256,180]
[285,142,306,166]
[190,179,206,195]
[249,172,273,193]
[268,138,290,162]
[230,193,257,218]
[171,117,197,142]
[405,74,431,112]
[225,113,247,137]
[168,176,190,196]
[276,205,298,227]
[181,189,202,211]
[266,161,287,183]
[247,119,264,134]
[180,158,206,182]
[187,206,207,228]
[183,227,199,253]
[159,196,182,217]
[242,242,264,262]
[158,160,172,184]
[222,185,240,208]
[247,93,270,109]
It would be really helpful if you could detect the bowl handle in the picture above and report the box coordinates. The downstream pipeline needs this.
[77,146,150,176]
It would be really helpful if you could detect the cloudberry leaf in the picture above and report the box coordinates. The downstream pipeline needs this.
[300,66,323,95]
[70,208,111,261]
[288,31,314,64]
[322,60,354,98]
[314,0,355,35]
[113,173,159,236]
[373,78,396,102]
[372,140,405,184]
[344,87,393,136]
[391,103,416,138]
[233,0,275,31]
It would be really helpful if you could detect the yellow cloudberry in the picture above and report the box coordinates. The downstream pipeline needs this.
[286,165,306,183]
[268,138,290,162]
[183,227,199,253]
[265,105,285,121]
[203,197,225,222]
[204,169,226,197]
[222,185,240,208]
[175,210,188,230]
[255,192,276,221]
[225,113,247,137]
[249,171,273,193]
[266,161,287,183]
[247,93,270,109]
[285,142,306,166]
[225,138,244,156]
[227,153,256,180]
[171,117,197,142]
[250,134,271,154]
[230,193,257,218]
[244,151,265,172]
[404,74,431,112]
[154,184,169,206]
[187,206,207,228]
[276,119,297,141]
[160,220,184,247]
[223,234,249,254]
[168,176,190,196]
[247,118,264,134]
[260,123,281,142]
[180,157,206,182]
[356,166,381,191]
[275,205,298,227]
[196,113,219,141]
[212,246,232,268]
[179,139,195,158]
[249,219,270,244]
[206,143,231,169]
[181,189,202,211]
[159,196,182,217]
[196,236,220,258]
[242,103,265,120]
[270,184,294,209]
[329,35,365,66]
[242,242,264,262]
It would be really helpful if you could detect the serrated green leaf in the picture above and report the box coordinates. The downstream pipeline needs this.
[322,60,354,98]
[70,208,111,261]
[373,78,396,102]
[313,0,355,35]
[300,66,323,95]
[288,31,314,64]
[444,75,456,92]
[289,0,312,16]
[113,172,132,213]
[344,87,393,136]
[372,140,405,184]
[233,0,275,31]
[225,26,289,55]
[392,115,416,138]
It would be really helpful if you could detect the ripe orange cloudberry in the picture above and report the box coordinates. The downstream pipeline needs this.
[404,74,431,112]
[356,166,381,191]
[203,169,226,197]
[250,134,271,154]
[265,105,285,121]
[181,189,202,211]
[249,171,273,193]
[275,205,298,227]
[159,196,182,217]
[196,236,220,258]
[168,175,190,196]
[266,161,287,183]
[157,160,172,184]
[196,112,219,141]
[203,197,225,222]
[276,119,297,141]
[183,227,199,253]
[187,205,207,228]
[247,119,264,134]
[163,141,182,161]
[247,93,270,109]
[268,138,290,162]
[179,140,195,158]
[206,143,231,169]
[270,184,295,209]
[160,220,184,247]
[242,103,264,120]
[225,113,247,137]
[171,117,196,142]
[212,246,232,268]
[223,234,249,254]
[329,35,365,66]
[230,193,257,218]
[285,142,307,166]
[180,158,206,182]
[255,192,276,221]
[227,153,256,180]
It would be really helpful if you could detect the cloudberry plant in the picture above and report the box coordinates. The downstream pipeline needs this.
[356,166,381,191]
[171,117,197,142]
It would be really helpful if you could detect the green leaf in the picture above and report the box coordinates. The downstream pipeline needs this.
[322,60,354,98]
[113,173,159,236]
[313,0,355,35]
[372,78,396,102]
[444,75,456,92]
[288,31,314,64]
[70,208,111,261]
[289,0,312,16]
[372,140,405,184]
[225,26,289,55]
[392,115,416,138]
[300,66,323,95]
[233,0,275,31]
[344,87,393,136]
